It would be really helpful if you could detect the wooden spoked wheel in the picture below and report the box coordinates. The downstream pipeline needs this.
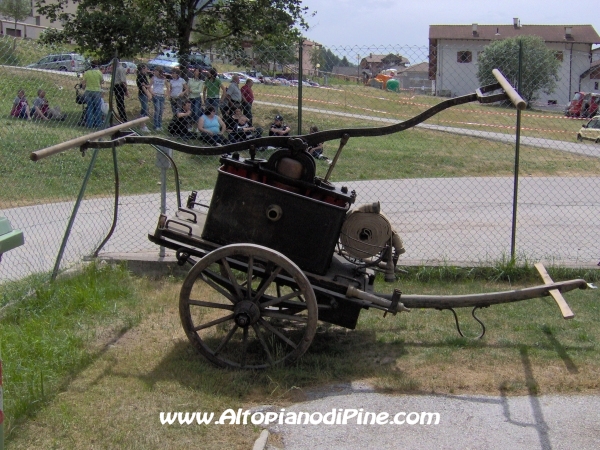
[179,244,318,369]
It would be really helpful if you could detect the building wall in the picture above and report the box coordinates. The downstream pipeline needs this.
[435,39,593,105]
[0,0,77,40]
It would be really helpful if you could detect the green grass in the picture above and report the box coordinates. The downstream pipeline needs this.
[0,262,143,436]
[3,261,598,448]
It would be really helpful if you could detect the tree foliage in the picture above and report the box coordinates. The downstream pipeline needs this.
[477,35,560,103]
[0,0,31,50]
[35,0,311,63]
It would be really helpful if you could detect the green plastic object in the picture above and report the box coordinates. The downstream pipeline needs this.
[386,79,400,92]
[0,217,24,254]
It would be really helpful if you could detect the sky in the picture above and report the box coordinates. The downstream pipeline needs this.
[299,0,600,48]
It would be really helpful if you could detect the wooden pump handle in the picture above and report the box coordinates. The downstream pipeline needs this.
[492,69,527,110]
[534,263,575,319]
[30,117,150,161]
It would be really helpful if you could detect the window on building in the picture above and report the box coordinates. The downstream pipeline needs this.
[457,51,472,63]
[6,28,22,38]
[554,51,564,61]
[595,82,599,90]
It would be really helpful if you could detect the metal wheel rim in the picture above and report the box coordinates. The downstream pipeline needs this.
[179,243,317,369]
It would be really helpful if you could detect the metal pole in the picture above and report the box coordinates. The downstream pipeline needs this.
[93,143,120,257]
[51,148,101,280]
[159,167,167,257]
[298,38,303,135]
[510,41,523,261]
[156,145,173,257]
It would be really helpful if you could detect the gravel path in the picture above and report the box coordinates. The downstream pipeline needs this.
[267,384,600,449]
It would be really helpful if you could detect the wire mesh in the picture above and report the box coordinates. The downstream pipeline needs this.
[1,37,599,292]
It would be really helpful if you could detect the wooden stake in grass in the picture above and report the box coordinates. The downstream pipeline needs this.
[534,263,575,319]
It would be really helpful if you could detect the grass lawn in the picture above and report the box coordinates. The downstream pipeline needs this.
[2,263,599,449]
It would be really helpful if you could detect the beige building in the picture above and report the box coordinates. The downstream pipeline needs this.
[0,0,77,40]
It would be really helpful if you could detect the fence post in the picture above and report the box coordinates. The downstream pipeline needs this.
[297,39,304,135]
[510,40,524,261]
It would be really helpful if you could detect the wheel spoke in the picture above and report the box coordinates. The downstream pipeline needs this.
[220,258,244,299]
[259,318,298,349]
[193,313,235,331]
[200,271,237,304]
[252,323,274,365]
[214,324,239,356]
[188,299,234,311]
[241,327,249,368]
[247,255,254,300]
[253,266,283,303]
[260,289,303,308]
[261,310,308,323]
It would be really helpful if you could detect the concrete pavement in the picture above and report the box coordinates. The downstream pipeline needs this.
[1,176,598,283]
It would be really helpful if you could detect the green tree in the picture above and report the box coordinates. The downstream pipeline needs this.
[35,0,311,65]
[253,40,298,75]
[320,48,342,72]
[476,35,560,103]
[0,0,31,50]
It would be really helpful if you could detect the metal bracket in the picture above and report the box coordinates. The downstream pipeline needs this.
[383,289,402,317]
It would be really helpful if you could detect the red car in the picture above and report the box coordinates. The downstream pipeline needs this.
[565,92,600,118]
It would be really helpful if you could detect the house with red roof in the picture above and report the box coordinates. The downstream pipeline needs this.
[429,19,600,105]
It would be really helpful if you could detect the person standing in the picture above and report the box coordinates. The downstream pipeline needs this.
[82,64,104,128]
[150,68,169,131]
[188,68,204,122]
[136,64,151,132]
[203,68,226,115]
[225,74,242,109]
[241,78,255,124]
[113,59,129,122]
[168,68,188,115]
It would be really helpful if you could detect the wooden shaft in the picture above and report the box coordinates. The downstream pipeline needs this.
[492,69,527,110]
[534,263,575,319]
[30,117,150,161]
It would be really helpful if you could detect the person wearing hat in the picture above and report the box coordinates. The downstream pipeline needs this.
[269,114,291,136]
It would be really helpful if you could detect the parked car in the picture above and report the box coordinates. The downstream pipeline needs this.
[576,117,600,143]
[230,72,261,84]
[261,77,281,86]
[147,51,211,75]
[99,61,138,75]
[565,92,600,118]
[146,54,180,74]
[27,53,90,73]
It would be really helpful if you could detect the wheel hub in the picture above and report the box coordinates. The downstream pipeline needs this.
[234,300,261,327]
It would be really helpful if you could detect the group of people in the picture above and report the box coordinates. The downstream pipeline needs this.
[11,89,65,122]
[136,65,261,143]
[11,62,327,159]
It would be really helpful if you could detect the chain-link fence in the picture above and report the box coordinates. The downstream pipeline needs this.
[1,36,599,289]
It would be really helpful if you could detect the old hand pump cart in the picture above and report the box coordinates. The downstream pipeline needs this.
[31,70,593,369]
